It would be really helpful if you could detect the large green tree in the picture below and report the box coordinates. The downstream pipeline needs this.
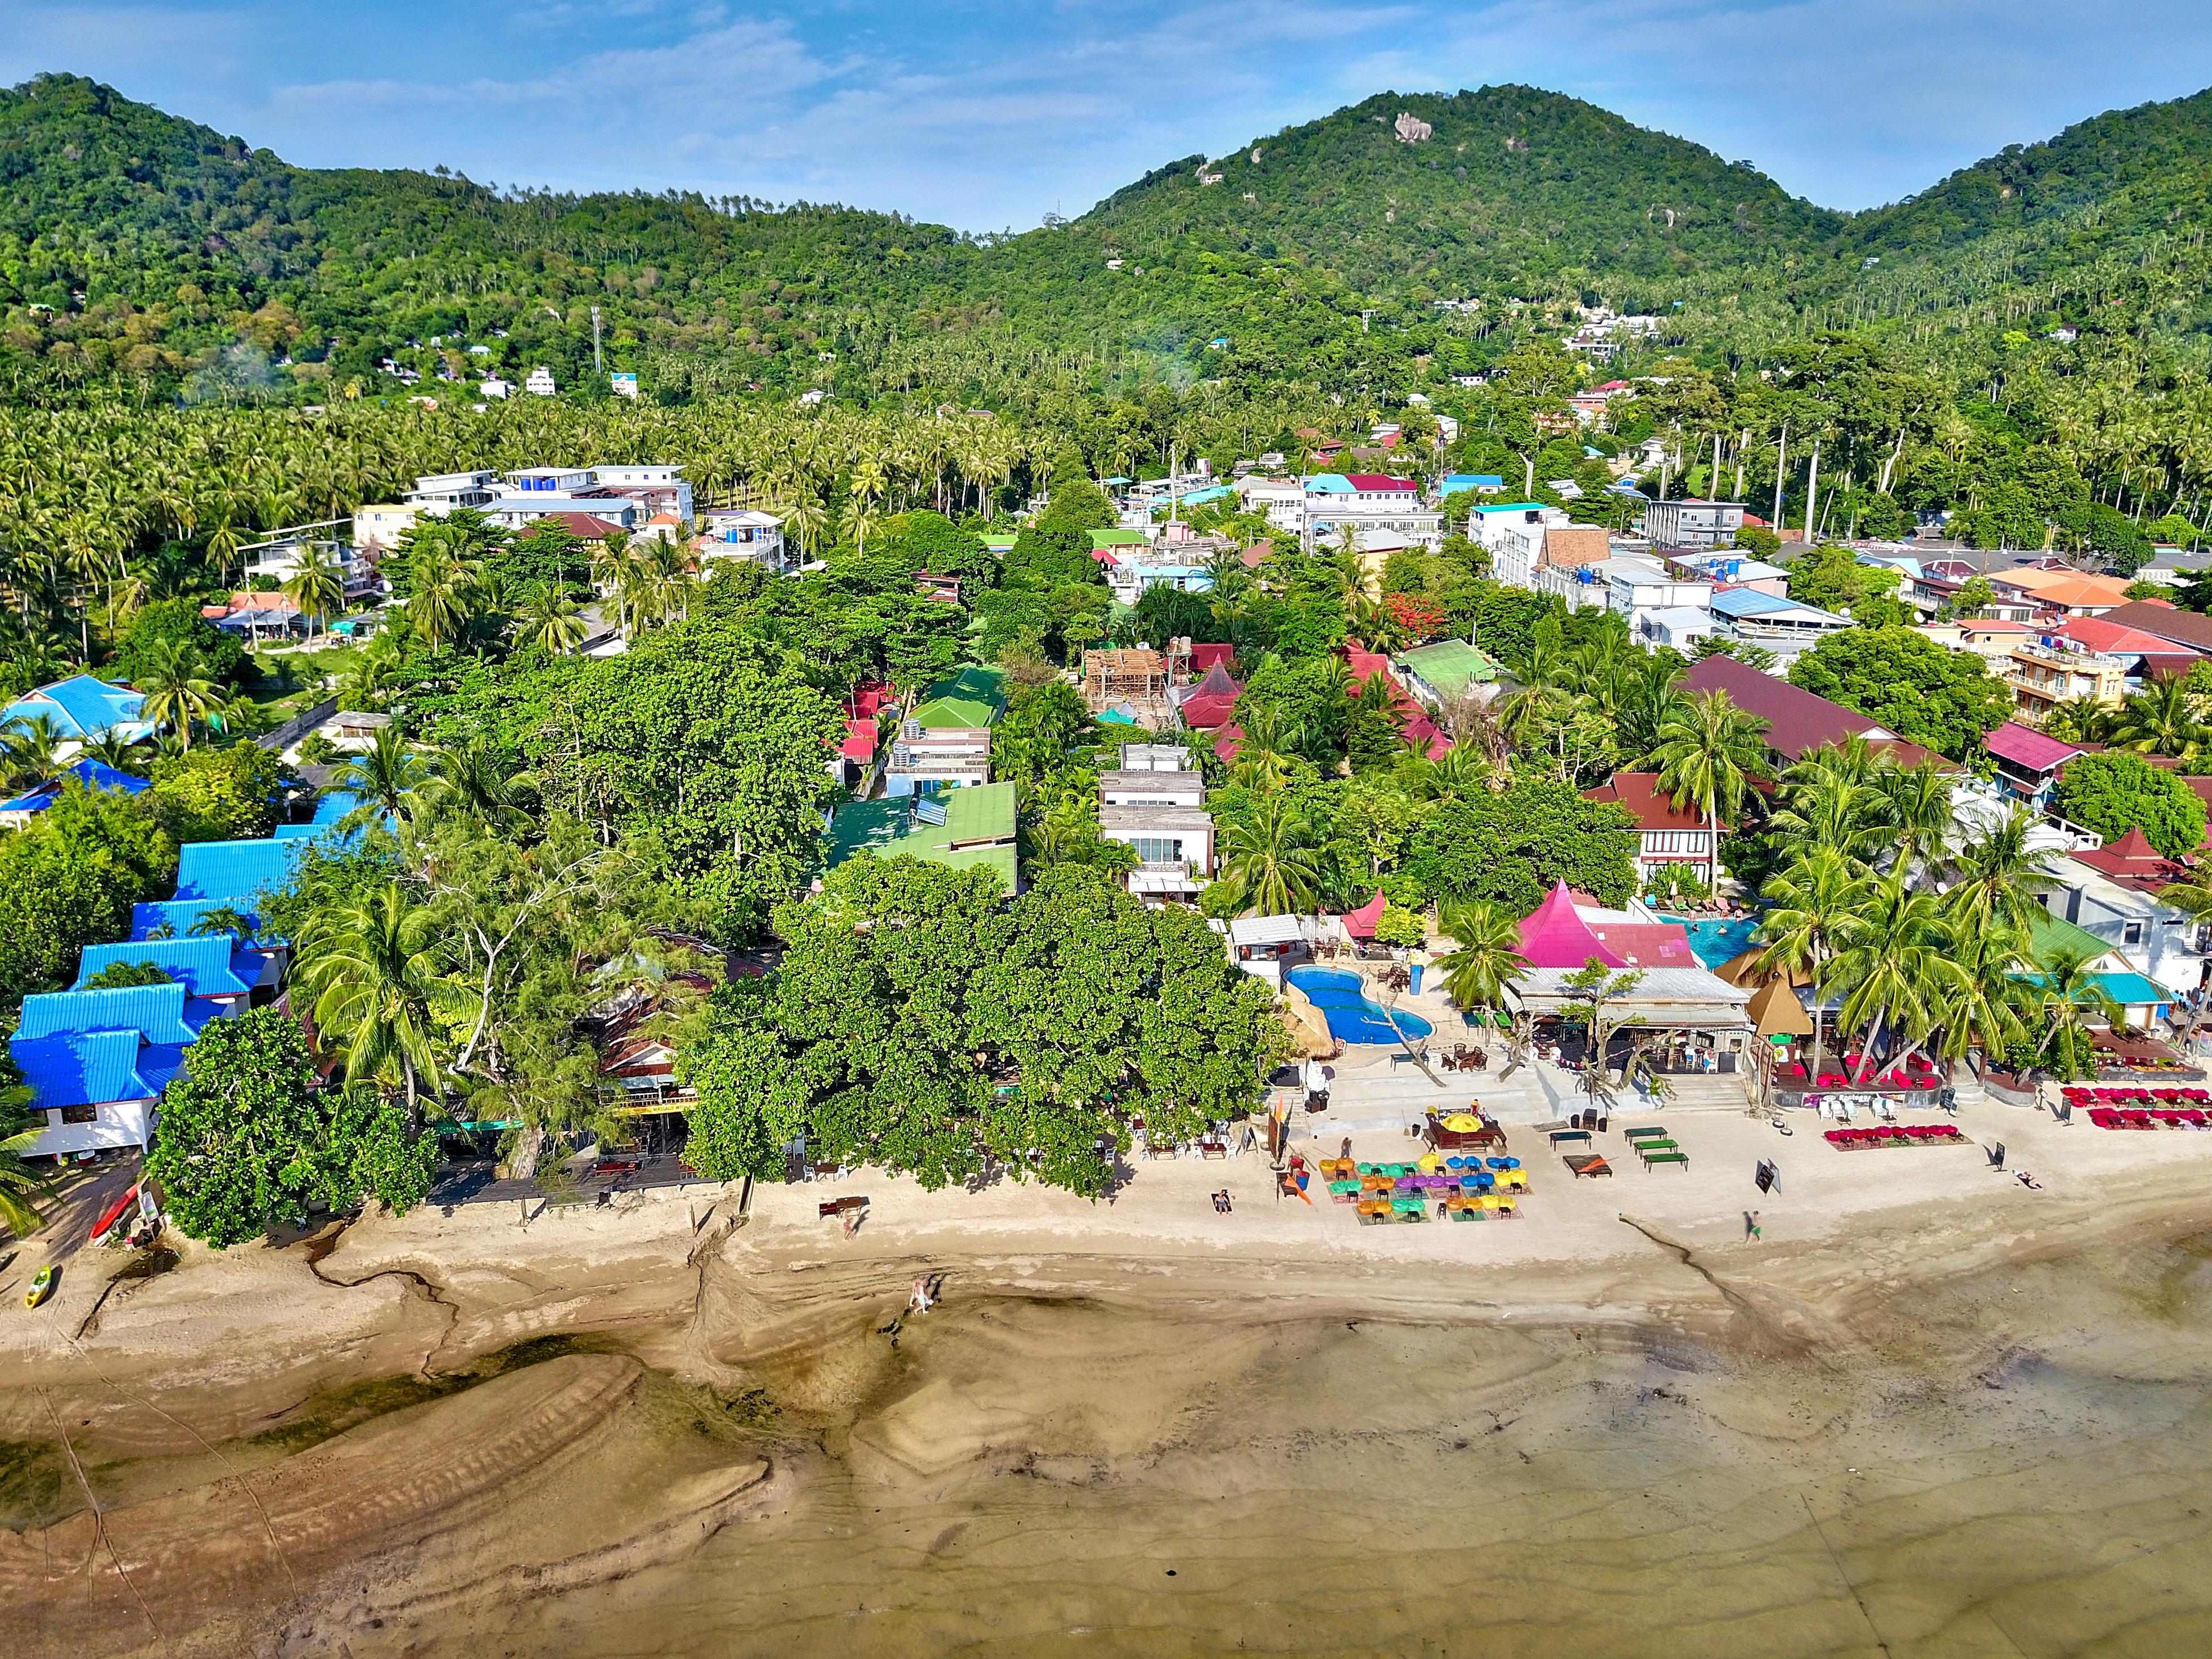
[2051,749,2209,857]
[146,1008,438,1247]
[1403,772,1638,910]
[144,741,286,844]
[678,860,1280,1195]
[1787,627,2013,760]
[0,785,174,998]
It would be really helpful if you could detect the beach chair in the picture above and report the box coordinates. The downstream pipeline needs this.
[1550,1127,1592,1149]
[1622,1126,1669,1146]
[1563,1154,1613,1178]
[1640,1149,1690,1171]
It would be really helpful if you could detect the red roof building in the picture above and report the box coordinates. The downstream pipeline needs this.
[1681,654,1942,768]
[1187,642,1236,676]
[1584,773,1719,886]
[1340,888,1387,940]
[2072,826,2193,893]
[1177,661,1244,731]
[1343,474,1418,493]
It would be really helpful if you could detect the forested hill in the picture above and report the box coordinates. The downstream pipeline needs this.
[7,69,2212,409]
[1069,86,1848,305]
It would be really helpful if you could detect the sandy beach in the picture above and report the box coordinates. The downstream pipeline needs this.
[7,1083,2212,1656]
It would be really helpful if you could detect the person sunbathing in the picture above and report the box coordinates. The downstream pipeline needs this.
[1213,1190,1233,1213]
[2017,1171,2043,1190]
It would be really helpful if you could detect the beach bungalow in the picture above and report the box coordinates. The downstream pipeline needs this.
[1227,915,1310,988]
[2035,828,2211,996]
[1,674,148,749]
[1583,773,1717,888]
[8,981,218,1161]
[1984,722,2083,810]
[1500,883,1753,1069]
[0,759,150,830]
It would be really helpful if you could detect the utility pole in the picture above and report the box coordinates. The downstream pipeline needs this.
[1734,428,1749,501]
[591,305,603,372]
[1524,454,1535,499]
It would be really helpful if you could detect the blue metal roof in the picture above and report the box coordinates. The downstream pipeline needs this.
[309,788,364,825]
[132,897,258,941]
[175,835,319,904]
[2090,971,2173,1006]
[274,823,327,839]
[14,982,206,1045]
[0,758,153,815]
[1440,474,1505,491]
[1303,474,1354,493]
[0,675,144,740]
[10,1031,184,1110]
[76,935,251,998]
[1710,588,1795,618]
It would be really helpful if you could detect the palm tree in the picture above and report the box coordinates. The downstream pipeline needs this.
[2030,949,2129,1080]
[421,737,530,829]
[0,1080,50,1238]
[282,542,347,640]
[330,724,435,829]
[1646,690,1768,881]
[1948,807,2061,934]
[512,582,590,655]
[136,640,222,750]
[1881,760,1957,887]
[188,904,255,940]
[1934,916,2037,1075]
[1827,872,1959,1083]
[405,533,479,652]
[1218,794,1323,917]
[1757,846,1871,1086]
[76,728,154,777]
[1,711,69,788]
[1435,899,1530,1022]
[295,882,464,1126]
[2107,676,2207,760]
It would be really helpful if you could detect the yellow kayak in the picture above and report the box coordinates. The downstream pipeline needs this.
[24,1266,55,1309]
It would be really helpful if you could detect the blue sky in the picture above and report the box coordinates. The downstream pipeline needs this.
[13,1,2212,228]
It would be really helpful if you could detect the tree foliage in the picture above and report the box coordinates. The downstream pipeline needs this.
[2051,749,2209,858]
[1787,627,2014,760]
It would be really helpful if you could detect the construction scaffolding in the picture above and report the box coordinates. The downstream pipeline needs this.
[1082,647,1174,728]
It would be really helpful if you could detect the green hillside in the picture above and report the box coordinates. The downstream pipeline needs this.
[6,69,2212,410]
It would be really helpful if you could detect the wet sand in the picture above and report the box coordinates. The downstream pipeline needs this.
[7,1100,2212,1656]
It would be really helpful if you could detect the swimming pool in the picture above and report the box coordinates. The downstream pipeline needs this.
[1665,914,1759,969]
[1287,966,1434,1047]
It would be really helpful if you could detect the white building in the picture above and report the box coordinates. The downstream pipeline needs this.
[352,504,420,556]
[2036,831,2212,996]
[1098,745,1212,905]
[698,507,787,570]
[1471,501,1571,587]
[405,470,500,512]
[1236,474,1305,533]
[525,366,557,396]
[1642,499,1747,549]
[1302,473,1443,549]
[884,724,992,798]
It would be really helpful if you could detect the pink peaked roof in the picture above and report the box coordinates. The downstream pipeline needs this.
[1983,722,2081,775]
[1516,882,1628,969]
[1189,642,1236,674]
[1341,888,1388,940]
[839,719,877,763]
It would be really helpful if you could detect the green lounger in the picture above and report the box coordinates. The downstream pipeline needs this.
[1623,1126,1669,1144]
[1641,1149,1689,1169]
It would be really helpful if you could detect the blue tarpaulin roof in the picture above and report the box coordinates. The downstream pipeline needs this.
[0,758,151,815]
[174,834,323,904]
[75,935,251,998]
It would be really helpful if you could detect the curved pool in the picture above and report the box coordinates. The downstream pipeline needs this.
[1287,966,1434,1046]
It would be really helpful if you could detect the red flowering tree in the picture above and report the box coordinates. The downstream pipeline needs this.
[1386,591,1449,644]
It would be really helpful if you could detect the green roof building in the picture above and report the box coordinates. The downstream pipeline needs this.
[824,781,1019,895]
[2027,909,2124,971]
[1395,640,1501,704]
[911,664,1008,730]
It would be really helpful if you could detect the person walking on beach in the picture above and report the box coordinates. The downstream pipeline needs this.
[909,1277,932,1315]
[1747,1211,1761,1242]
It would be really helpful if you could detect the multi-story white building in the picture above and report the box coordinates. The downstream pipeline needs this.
[1470,501,1571,587]
[1641,499,1747,549]
[524,366,557,396]
[697,508,787,570]
[1303,474,1443,549]
[1098,745,1212,905]
[405,470,500,511]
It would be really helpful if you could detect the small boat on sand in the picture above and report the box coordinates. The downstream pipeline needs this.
[24,1266,56,1309]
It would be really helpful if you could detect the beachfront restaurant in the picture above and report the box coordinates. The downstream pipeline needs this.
[1500,883,1753,1072]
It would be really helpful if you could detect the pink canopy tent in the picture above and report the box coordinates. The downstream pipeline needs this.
[1341,888,1388,940]
[1516,880,1628,969]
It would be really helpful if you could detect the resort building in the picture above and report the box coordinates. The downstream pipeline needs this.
[0,675,148,748]
[2036,829,2212,995]
[0,759,149,830]
[1983,722,2084,810]
[1583,773,1717,888]
[696,508,787,571]
[8,982,213,1160]
[1681,654,1942,768]
[2002,629,2131,724]
[1394,641,1500,709]
[1707,589,1855,662]
[1302,474,1443,550]
[1471,502,1571,587]
[1098,745,1212,905]
[1641,499,1747,550]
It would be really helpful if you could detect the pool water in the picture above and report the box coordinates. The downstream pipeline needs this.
[1287,966,1434,1046]
[1666,914,1759,969]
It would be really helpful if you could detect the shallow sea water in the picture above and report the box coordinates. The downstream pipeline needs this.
[333,1234,2212,1659]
